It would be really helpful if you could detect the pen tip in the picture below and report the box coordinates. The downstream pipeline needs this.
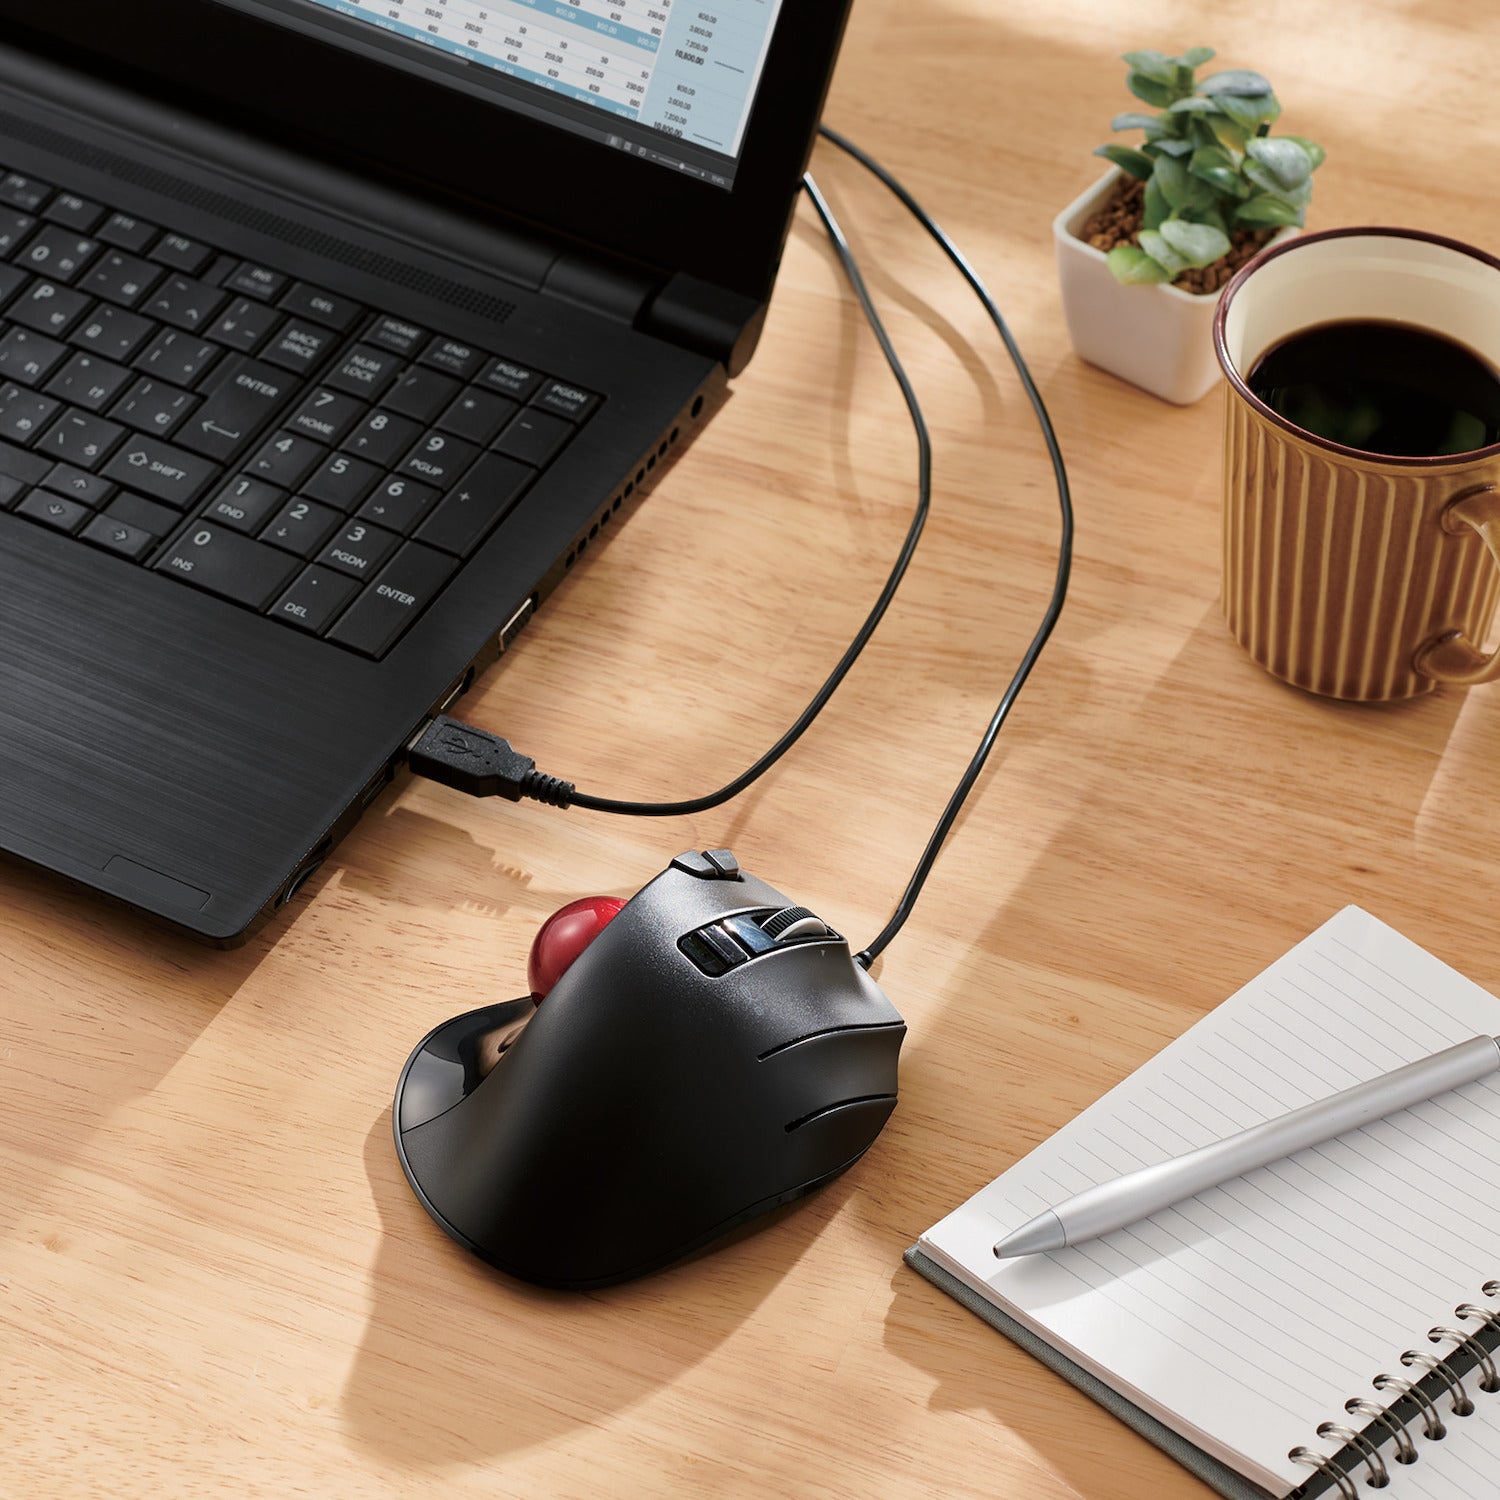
[992,1210,1065,1259]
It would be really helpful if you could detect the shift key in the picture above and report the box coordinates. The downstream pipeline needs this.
[102,434,218,509]
[177,357,298,461]
[153,523,299,609]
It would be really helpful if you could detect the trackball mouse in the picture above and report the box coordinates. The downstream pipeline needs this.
[392,849,905,1289]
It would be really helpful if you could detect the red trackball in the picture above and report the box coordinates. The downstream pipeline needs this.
[527,896,629,1000]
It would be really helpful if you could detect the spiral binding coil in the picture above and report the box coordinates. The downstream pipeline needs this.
[1291,1281,1500,1495]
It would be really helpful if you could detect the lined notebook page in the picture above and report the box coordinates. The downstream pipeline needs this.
[919,907,1500,1497]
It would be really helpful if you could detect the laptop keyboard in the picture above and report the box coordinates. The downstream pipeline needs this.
[0,168,603,658]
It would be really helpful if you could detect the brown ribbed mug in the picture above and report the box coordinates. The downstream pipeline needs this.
[1214,228,1500,702]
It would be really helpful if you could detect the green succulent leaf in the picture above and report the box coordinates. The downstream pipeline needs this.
[1215,92,1281,129]
[1188,143,1249,197]
[1245,136,1312,189]
[1093,143,1155,180]
[1126,71,1175,107]
[1242,161,1312,205]
[1152,153,1217,213]
[1142,176,1171,230]
[1110,111,1163,133]
[1166,96,1221,114]
[1121,49,1178,83]
[1206,113,1250,155]
[1148,138,1195,157]
[1199,68,1273,96]
[1179,46,1216,68]
[1279,134,1326,170]
[1159,217,1232,267]
[1106,244,1175,284]
[1138,228,1189,273]
[1233,194,1304,228]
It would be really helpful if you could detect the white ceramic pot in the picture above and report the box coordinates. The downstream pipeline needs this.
[1053,169,1293,406]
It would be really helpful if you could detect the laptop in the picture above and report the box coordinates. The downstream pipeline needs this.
[0,0,853,943]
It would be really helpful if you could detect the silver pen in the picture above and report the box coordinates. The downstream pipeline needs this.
[994,1032,1500,1259]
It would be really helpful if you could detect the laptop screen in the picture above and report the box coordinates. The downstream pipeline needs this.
[216,0,785,190]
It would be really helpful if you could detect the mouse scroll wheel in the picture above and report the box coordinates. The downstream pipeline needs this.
[760,906,832,942]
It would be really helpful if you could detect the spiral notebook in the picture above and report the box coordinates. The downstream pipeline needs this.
[909,907,1500,1499]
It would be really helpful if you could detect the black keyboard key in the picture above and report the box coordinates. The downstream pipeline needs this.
[478,356,544,401]
[438,388,517,445]
[44,193,105,234]
[135,329,221,388]
[492,408,573,467]
[105,491,179,536]
[207,296,281,353]
[399,430,479,489]
[326,541,456,656]
[153,522,299,609]
[73,304,155,362]
[269,564,360,634]
[0,327,69,386]
[326,343,401,400]
[302,450,379,511]
[225,262,287,301]
[261,496,343,558]
[0,440,50,483]
[0,262,22,310]
[80,249,161,309]
[0,174,50,213]
[356,473,440,533]
[0,383,61,444]
[46,352,134,413]
[279,283,363,332]
[533,379,601,423]
[97,212,158,253]
[288,387,362,446]
[0,210,34,255]
[202,474,284,534]
[149,233,213,275]
[35,407,125,469]
[0,472,26,508]
[341,408,420,466]
[368,316,427,356]
[10,281,91,340]
[113,377,198,439]
[420,336,482,379]
[42,463,115,507]
[385,365,460,422]
[317,517,401,579]
[102,435,218,509]
[16,488,88,533]
[246,429,324,489]
[144,275,225,333]
[180,358,299,461]
[414,452,533,556]
[16,226,98,283]
[80,511,155,559]
[262,319,335,374]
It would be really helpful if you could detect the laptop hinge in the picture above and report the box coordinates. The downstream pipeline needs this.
[640,273,768,377]
[542,252,657,326]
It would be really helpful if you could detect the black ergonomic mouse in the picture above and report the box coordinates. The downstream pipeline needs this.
[392,849,905,1289]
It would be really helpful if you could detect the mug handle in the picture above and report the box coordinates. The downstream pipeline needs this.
[1415,486,1500,685]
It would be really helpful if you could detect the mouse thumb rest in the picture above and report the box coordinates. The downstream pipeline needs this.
[392,859,905,1289]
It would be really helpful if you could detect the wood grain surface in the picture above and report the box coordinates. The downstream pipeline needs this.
[9,2,1500,1496]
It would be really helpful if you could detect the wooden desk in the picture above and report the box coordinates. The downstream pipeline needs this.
[7,2,1499,1495]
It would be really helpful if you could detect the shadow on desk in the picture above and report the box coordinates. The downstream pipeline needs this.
[343,1111,851,1467]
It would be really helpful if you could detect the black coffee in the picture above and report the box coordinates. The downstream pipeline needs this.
[1246,319,1500,457]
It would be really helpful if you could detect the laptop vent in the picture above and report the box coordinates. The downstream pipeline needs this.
[0,107,517,325]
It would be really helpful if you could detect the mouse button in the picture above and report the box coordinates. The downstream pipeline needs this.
[670,848,741,880]
[759,1022,906,1118]
[785,1095,898,1167]
[679,925,746,975]
[719,912,781,954]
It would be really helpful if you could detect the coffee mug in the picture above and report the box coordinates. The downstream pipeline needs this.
[1214,227,1500,702]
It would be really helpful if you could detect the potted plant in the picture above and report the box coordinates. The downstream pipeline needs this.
[1054,47,1325,404]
